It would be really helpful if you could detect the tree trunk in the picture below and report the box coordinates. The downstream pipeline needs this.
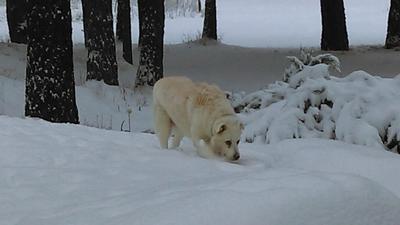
[320,0,349,51]
[81,0,89,47]
[6,0,27,44]
[385,0,400,49]
[25,0,79,124]
[135,0,165,87]
[137,0,144,47]
[84,0,119,85]
[202,0,217,40]
[116,0,123,40]
[198,0,202,13]
[117,0,133,64]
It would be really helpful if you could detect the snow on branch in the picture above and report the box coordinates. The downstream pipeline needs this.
[235,51,400,152]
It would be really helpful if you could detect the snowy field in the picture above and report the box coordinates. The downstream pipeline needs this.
[1,116,400,225]
[0,0,392,47]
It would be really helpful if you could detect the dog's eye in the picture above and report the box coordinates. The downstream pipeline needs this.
[225,140,232,147]
[236,140,240,145]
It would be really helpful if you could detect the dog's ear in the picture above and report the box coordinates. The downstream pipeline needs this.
[216,124,226,134]
[240,123,244,130]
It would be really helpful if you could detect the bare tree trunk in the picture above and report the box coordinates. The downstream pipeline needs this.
[84,0,119,85]
[198,0,202,13]
[6,0,27,44]
[320,0,349,51]
[135,0,165,87]
[202,0,217,40]
[117,0,133,64]
[25,0,79,123]
[116,0,123,41]
[385,0,400,49]
[81,0,89,47]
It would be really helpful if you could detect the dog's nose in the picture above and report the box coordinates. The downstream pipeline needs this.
[233,152,240,161]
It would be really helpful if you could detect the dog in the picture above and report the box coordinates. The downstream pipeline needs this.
[153,76,243,161]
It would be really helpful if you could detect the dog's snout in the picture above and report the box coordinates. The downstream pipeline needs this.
[233,152,240,161]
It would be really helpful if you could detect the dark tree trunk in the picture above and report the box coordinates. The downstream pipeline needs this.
[117,0,133,64]
[198,0,202,13]
[84,0,119,85]
[137,0,144,47]
[6,0,27,44]
[25,0,79,124]
[135,0,165,87]
[202,0,217,40]
[385,0,400,49]
[116,0,124,40]
[81,0,89,47]
[320,0,349,51]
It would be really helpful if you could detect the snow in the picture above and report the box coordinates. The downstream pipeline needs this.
[0,44,399,224]
[0,0,391,47]
[1,116,400,225]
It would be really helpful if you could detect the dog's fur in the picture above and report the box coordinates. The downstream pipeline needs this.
[153,76,243,161]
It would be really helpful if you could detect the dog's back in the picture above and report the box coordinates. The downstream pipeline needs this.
[153,77,232,123]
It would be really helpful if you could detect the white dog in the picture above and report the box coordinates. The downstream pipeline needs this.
[153,76,243,161]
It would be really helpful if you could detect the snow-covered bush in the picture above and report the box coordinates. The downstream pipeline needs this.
[237,51,400,153]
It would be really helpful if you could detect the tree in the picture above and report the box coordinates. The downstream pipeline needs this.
[135,0,165,87]
[25,0,79,123]
[6,0,27,44]
[198,0,202,13]
[202,0,217,40]
[385,0,400,49]
[81,0,89,47]
[83,0,119,85]
[320,0,349,51]
[116,0,133,64]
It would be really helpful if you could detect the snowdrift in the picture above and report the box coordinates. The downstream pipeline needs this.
[1,116,400,225]
[235,51,400,152]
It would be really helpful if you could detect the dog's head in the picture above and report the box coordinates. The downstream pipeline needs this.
[209,116,243,161]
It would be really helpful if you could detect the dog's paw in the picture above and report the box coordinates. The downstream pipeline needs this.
[197,141,216,159]
[174,147,184,151]
[199,139,207,147]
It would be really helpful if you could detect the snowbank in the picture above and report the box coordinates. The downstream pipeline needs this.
[1,116,400,225]
[237,52,400,152]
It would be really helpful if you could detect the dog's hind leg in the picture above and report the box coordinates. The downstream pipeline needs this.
[153,102,172,149]
[171,127,184,149]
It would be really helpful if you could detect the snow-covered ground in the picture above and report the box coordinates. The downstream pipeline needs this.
[0,0,391,47]
[0,72,152,132]
[0,43,153,132]
[1,116,400,225]
[1,43,400,224]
